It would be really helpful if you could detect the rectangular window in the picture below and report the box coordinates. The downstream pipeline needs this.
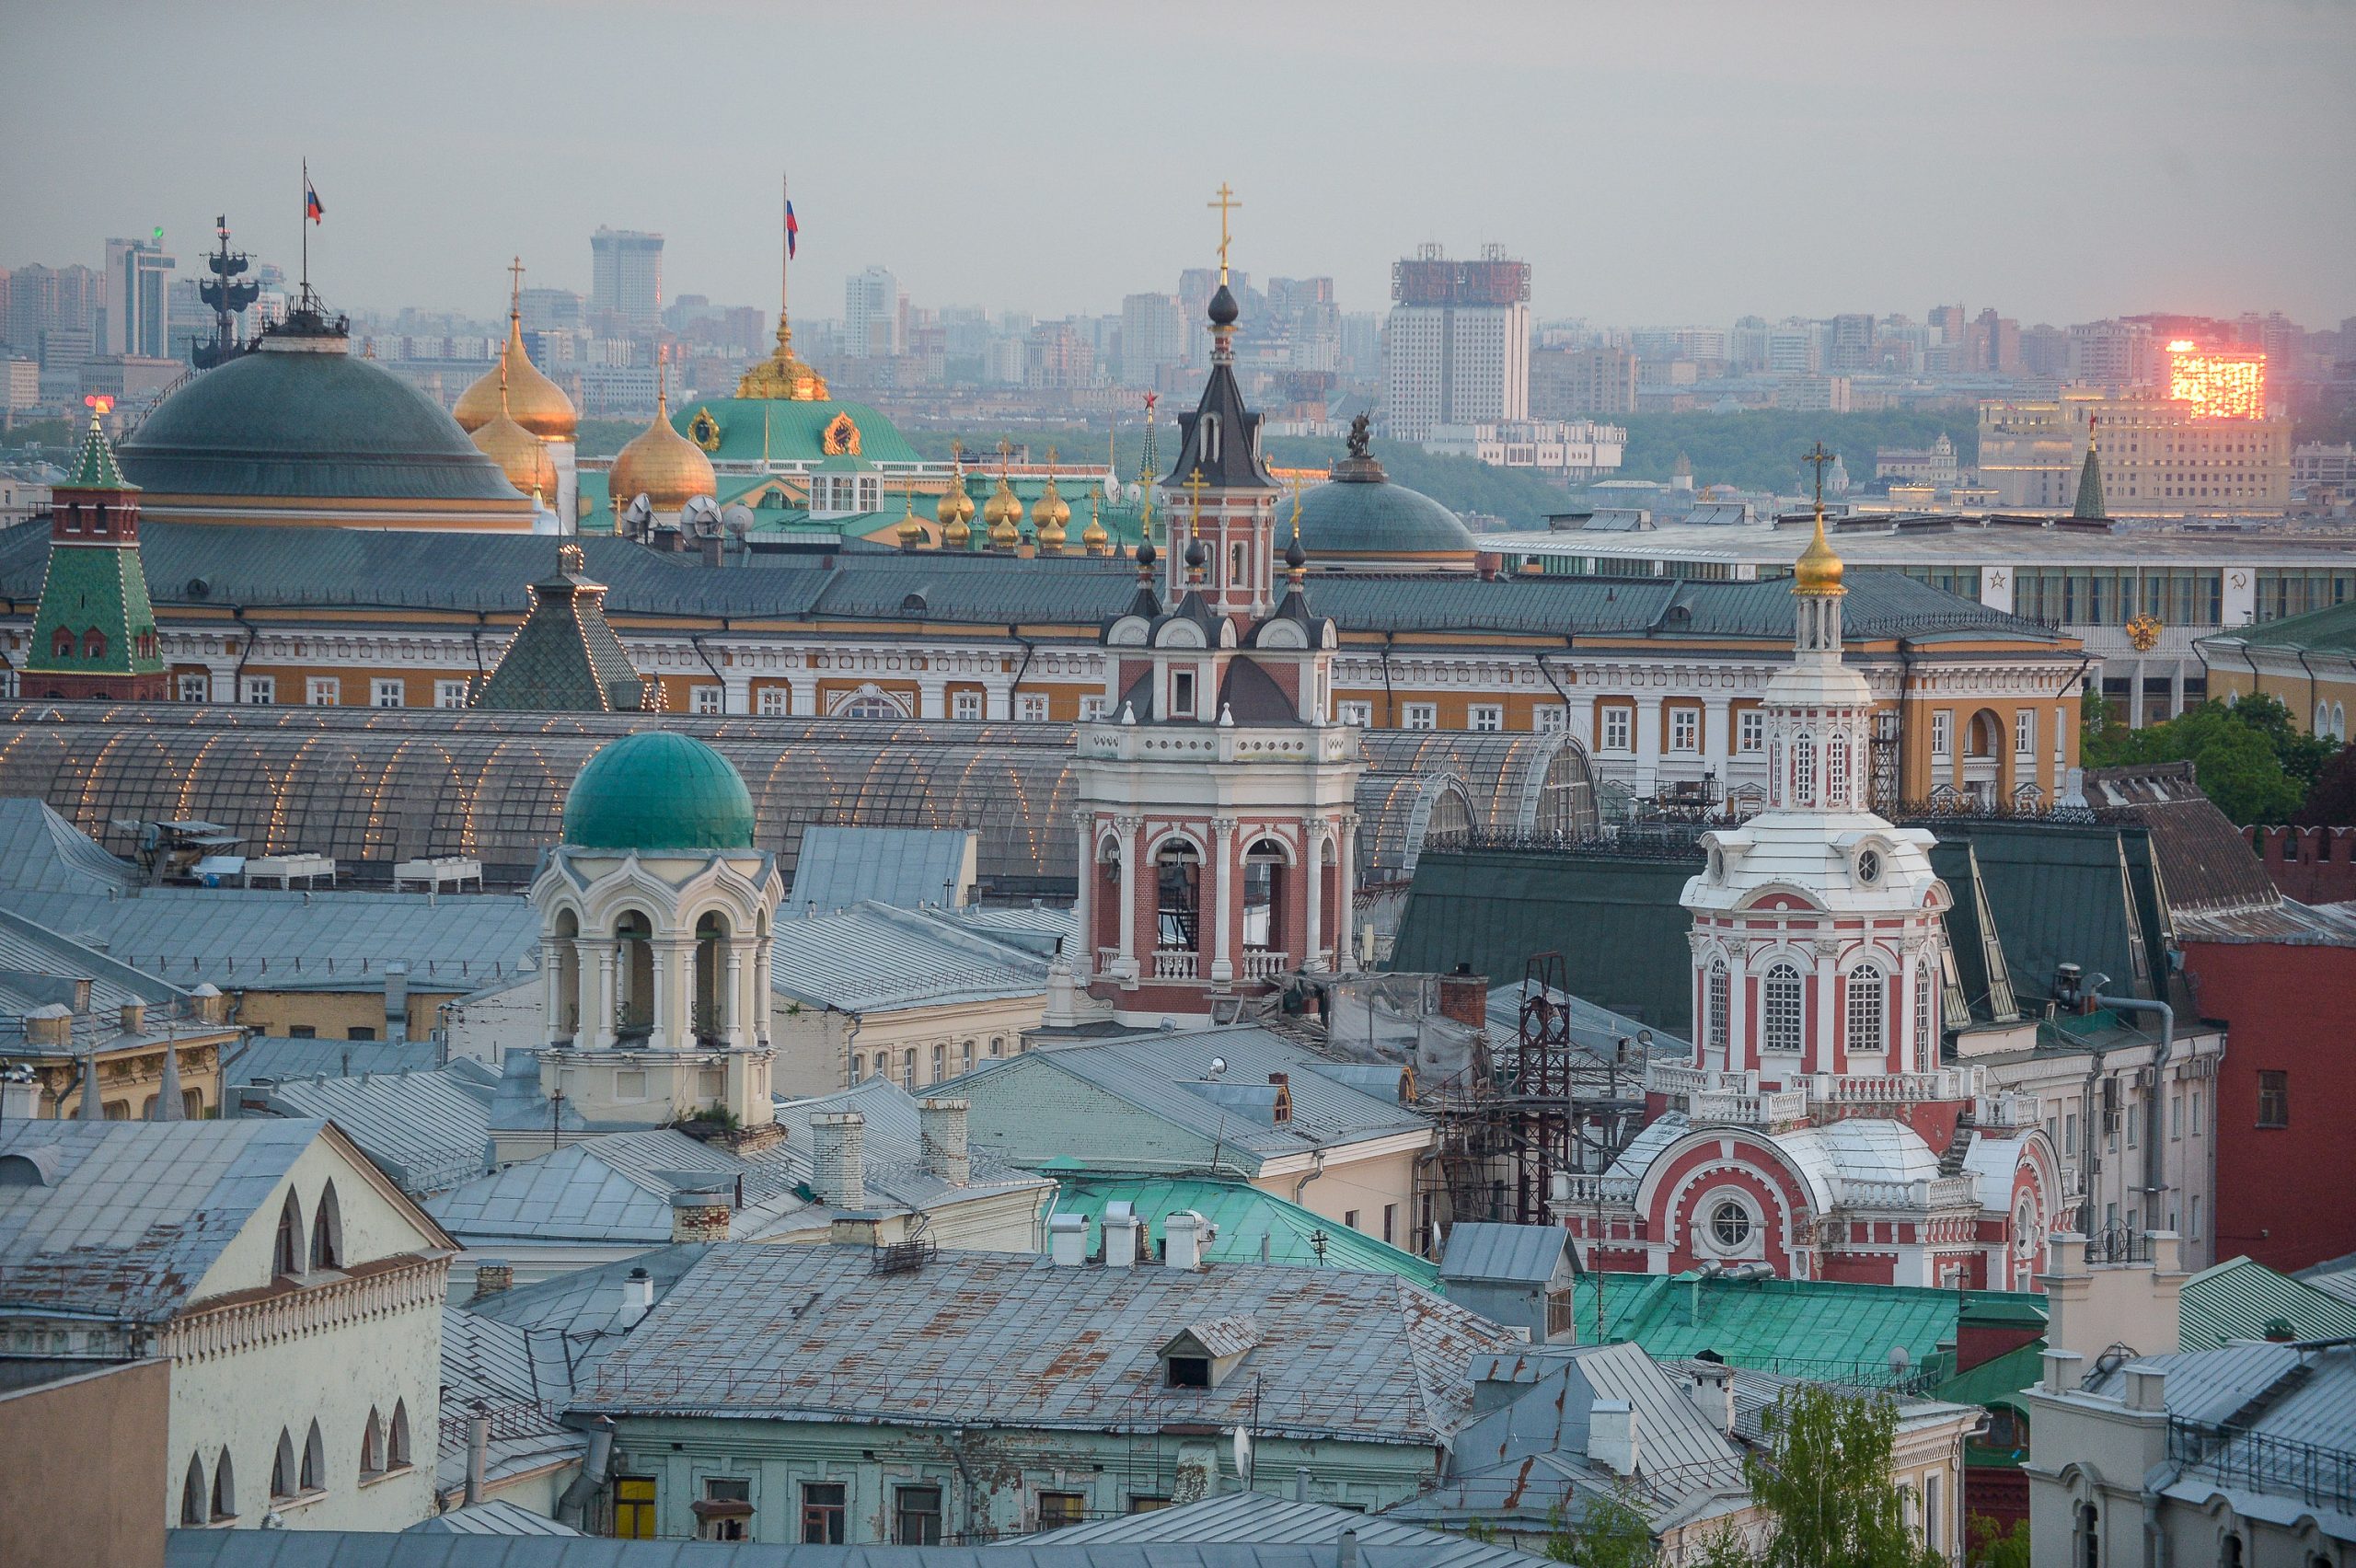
[800,1482,846,1545]
[240,675,276,705]
[2171,1090,2182,1139]
[690,685,722,715]
[757,686,790,716]
[2015,709,2036,755]
[614,1477,658,1539]
[347,1026,376,1042]
[2257,1069,2289,1127]
[702,1478,752,1541]
[1669,706,1700,753]
[2190,1195,2202,1241]
[1402,702,1437,731]
[2191,1087,2201,1133]
[952,689,983,721]
[1128,1495,1172,1514]
[1930,709,1953,756]
[1532,704,1565,734]
[370,678,405,708]
[1737,709,1764,753]
[1172,670,1197,719]
[2063,1112,2076,1155]
[1080,694,1108,721]
[306,676,341,706]
[1037,1491,1086,1532]
[287,1025,317,1040]
[1016,692,1050,722]
[177,673,211,703]
[1468,703,1503,732]
[1338,700,1374,726]
[434,679,470,709]
[893,1485,942,1546]
[1344,1209,1361,1230]
[1601,706,1632,752]
[1382,1203,1396,1243]
[930,1043,945,1082]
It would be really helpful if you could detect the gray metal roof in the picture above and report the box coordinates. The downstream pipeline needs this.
[1438,1223,1575,1286]
[255,1067,494,1196]
[1034,1491,1523,1564]
[948,1025,1429,1177]
[769,902,1053,1015]
[460,1244,714,1394]
[224,1035,442,1086]
[435,1308,583,1500]
[578,1242,1519,1446]
[406,1500,583,1537]
[767,1078,1047,1216]
[1479,514,2356,570]
[0,797,137,894]
[785,826,977,915]
[0,1118,325,1321]
[0,904,204,1055]
[166,1532,1499,1566]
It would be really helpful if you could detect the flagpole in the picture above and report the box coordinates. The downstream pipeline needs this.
[301,157,309,296]
[780,170,790,332]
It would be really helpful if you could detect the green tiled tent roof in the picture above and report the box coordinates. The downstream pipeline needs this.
[473,548,649,713]
[61,411,135,491]
[2178,1255,2356,1351]
[1049,1177,1440,1289]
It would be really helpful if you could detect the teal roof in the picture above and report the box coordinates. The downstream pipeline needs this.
[60,412,134,491]
[561,731,756,851]
[1047,1177,1440,1289]
[1569,1270,2043,1389]
[2178,1255,2356,1352]
[25,534,164,681]
[1934,1340,2046,1416]
[2212,595,2356,656]
[474,550,648,713]
[118,341,524,502]
[676,398,921,466]
[1297,475,1476,558]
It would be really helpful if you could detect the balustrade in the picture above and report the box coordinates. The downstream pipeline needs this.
[1241,951,1289,981]
[1151,949,1199,981]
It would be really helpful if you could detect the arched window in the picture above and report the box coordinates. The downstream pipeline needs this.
[387,1401,411,1469]
[900,1048,916,1088]
[182,1454,208,1526]
[300,1420,325,1493]
[2320,702,2333,735]
[270,1429,297,1500]
[2336,702,2348,742]
[1827,737,1849,809]
[272,1190,304,1277]
[1201,412,1222,464]
[360,1408,385,1478]
[2075,1503,2098,1568]
[1847,963,1886,1055]
[1793,734,1817,806]
[211,1449,237,1522]
[81,628,107,660]
[930,1043,945,1082]
[50,628,73,659]
[1914,963,1935,1069]
[309,1181,342,1271]
[1705,961,1730,1062]
[1763,963,1804,1055]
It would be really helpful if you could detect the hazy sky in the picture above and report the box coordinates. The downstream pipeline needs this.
[6,0,2351,329]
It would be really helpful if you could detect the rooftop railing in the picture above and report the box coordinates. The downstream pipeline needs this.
[2169,1416,2356,1513]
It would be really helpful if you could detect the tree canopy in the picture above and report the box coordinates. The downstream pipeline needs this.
[2082,692,2346,825]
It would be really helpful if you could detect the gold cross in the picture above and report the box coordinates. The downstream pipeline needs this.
[1184,466,1207,534]
[1290,477,1303,541]
[1207,182,1241,284]
[1046,445,1058,470]
[950,437,964,467]
[997,437,1012,472]
[507,255,525,306]
[1801,441,1835,509]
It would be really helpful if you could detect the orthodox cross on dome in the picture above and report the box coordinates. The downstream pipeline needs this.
[507,255,525,312]
[1802,441,1836,514]
[1183,466,1207,525]
[1207,182,1241,285]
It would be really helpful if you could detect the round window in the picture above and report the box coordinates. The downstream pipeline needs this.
[1856,848,1881,885]
[1708,847,1725,882]
[1711,1200,1753,1251]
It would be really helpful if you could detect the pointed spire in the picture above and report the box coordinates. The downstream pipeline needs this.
[61,397,134,491]
[2073,416,2108,520]
[150,1012,184,1122]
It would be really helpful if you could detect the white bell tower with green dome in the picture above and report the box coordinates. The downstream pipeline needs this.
[528,731,782,1132]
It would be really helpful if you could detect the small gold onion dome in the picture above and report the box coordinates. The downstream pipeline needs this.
[895,490,927,548]
[1080,494,1110,555]
[1793,512,1845,594]
[935,468,976,528]
[1034,474,1069,550]
[984,473,1023,548]
[456,315,578,440]
[474,406,557,500]
[608,389,716,513]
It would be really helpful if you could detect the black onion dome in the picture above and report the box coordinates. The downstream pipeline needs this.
[1184,535,1207,570]
[1207,284,1240,328]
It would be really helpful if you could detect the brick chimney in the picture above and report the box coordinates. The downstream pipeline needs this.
[119,1002,146,1035]
[919,1097,970,1185]
[1438,963,1488,1030]
[810,1111,866,1209]
[470,1260,514,1299]
[24,1005,72,1049]
[671,1188,733,1242]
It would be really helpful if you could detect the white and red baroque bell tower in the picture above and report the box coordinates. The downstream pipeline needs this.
[1073,202,1361,1028]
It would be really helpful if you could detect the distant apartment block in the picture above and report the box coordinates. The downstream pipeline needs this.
[589,227,664,329]
[1383,244,1530,441]
[1530,345,1636,418]
[1979,389,2291,513]
[1423,419,1626,479]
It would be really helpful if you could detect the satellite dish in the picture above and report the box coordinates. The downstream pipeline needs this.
[1230,1427,1254,1487]
[1888,1345,1911,1375]
[1207,1056,1227,1078]
[722,503,755,537]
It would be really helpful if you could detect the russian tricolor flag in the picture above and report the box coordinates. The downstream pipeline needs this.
[785,198,798,259]
[306,181,324,225]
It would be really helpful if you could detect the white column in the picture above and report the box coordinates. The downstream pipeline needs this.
[1335,815,1359,971]
[594,949,616,1050]
[1211,817,1236,984]
[790,679,816,718]
[1304,827,1325,973]
[918,677,946,721]
[753,935,772,1047]
[1812,941,1838,1078]
[1703,699,1731,782]
[1728,943,1750,1074]
[722,671,751,715]
[650,940,674,1048]
[1073,815,1094,979]
[1115,817,1138,979]
[540,940,562,1045]
[723,946,744,1037]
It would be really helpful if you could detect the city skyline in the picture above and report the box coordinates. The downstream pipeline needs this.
[3,1,2351,328]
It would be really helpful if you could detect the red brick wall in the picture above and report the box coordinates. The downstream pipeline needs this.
[2184,938,2356,1272]
[2245,825,2356,905]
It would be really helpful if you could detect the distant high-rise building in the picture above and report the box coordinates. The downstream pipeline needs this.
[102,236,175,359]
[2067,319,2156,389]
[1829,313,1877,373]
[2018,324,2071,380]
[6,263,102,358]
[1382,243,1530,441]
[1530,345,1636,418]
[1119,293,1186,387]
[520,287,584,336]
[1974,309,2022,376]
[589,228,664,329]
[844,266,906,359]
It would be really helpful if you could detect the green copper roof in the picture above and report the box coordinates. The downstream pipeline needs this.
[676,398,922,466]
[61,412,135,492]
[2073,442,2107,520]
[1934,1340,2046,1416]
[1297,476,1476,557]
[561,731,756,851]
[2210,596,2356,656]
[25,537,164,681]
[2178,1255,2356,1352]
[1049,1177,1440,1288]
[475,548,649,713]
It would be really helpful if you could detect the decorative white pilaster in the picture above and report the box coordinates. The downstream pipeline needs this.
[1072,813,1094,980]
[1812,939,1839,1076]
[1304,824,1326,973]
[1114,815,1139,980]
[540,940,562,1044]
[594,950,616,1050]
[1211,816,1237,983]
[1335,814,1359,971]
[724,947,745,1038]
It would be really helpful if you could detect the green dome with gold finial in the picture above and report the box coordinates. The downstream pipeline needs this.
[561,732,756,852]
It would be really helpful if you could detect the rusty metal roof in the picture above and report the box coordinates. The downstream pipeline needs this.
[577,1242,1518,1446]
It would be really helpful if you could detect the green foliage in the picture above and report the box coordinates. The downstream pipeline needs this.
[1742,1386,1946,1568]
[1967,1515,2032,1568]
[1542,1488,1659,1567]
[1615,410,1981,493]
[1462,1519,1501,1545]
[1684,1519,1762,1566]
[2080,694,2333,825]
[0,417,78,455]
[2295,743,2356,828]
[576,418,650,459]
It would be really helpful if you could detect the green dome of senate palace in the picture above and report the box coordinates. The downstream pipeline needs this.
[1295,441,1477,562]
[562,732,756,852]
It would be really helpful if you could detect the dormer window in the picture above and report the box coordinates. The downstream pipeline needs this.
[1167,1355,1211,1389]
[1172,669,1197,719]
[1201,414,1222,464]
[1160,1316,1260,1389]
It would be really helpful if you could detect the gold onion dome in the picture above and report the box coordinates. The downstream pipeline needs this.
[895,490,927,548]
[608,386,716,513]
[473,404,557,500]
[1034,467,1070,551]
[456,314,577,441]
[936,467,976,528]
[1793,512,1845,594]
[1080,494,1110,555]
[984,473,1023,548]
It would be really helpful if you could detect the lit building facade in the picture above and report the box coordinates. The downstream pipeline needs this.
[1977,389,2291,513]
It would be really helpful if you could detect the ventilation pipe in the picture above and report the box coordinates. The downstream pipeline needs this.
[463,1401,490,1506]
[618,1265,653,1330]
[1047,1213,1088,1266]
